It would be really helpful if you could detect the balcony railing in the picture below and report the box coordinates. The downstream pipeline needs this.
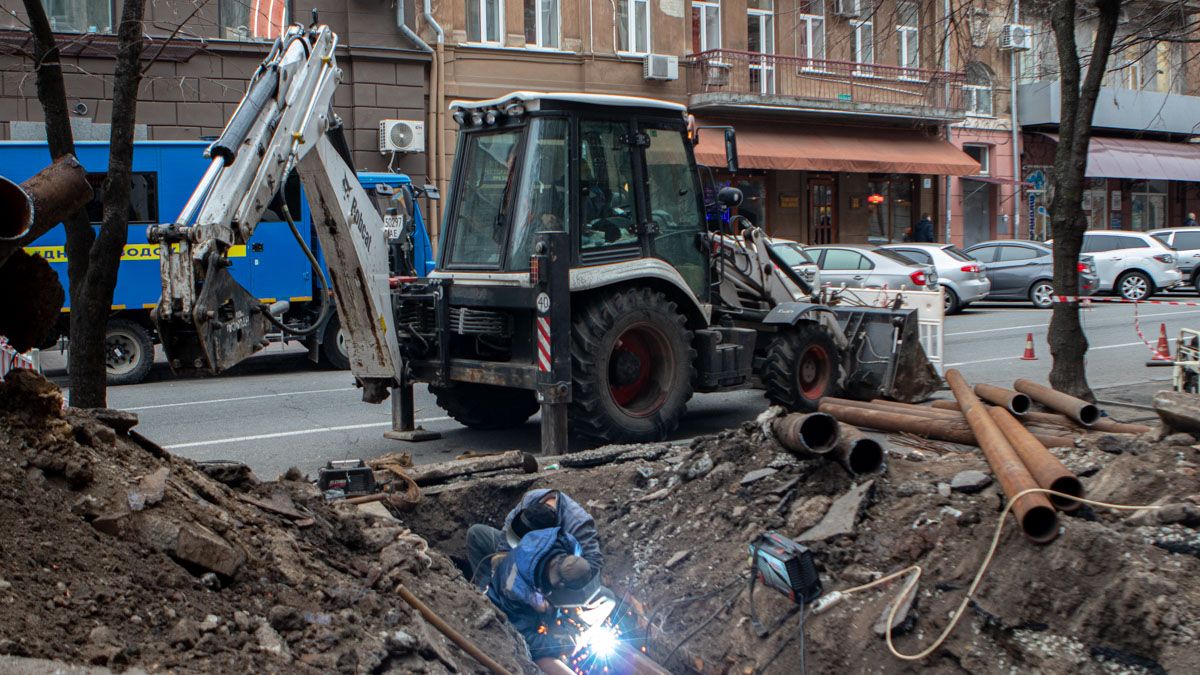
[686,50,967,120]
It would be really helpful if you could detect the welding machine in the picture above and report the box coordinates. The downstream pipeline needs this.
[748,531,822,605]
[317,459,376,497]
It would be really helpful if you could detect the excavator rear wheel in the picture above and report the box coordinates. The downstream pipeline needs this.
[763,323,842,412]
[570,287,695,444]
[431,383,539,430]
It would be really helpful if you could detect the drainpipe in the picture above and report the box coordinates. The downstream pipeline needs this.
[422,0,445,242]
[1011,0,1023,239]
[943,0,953,244]
[397,0,432,53]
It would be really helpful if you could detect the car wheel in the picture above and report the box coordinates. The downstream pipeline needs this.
[1116,271,1153,301]
[1029,281,1055,309]
[942,286,961,315]
[1193,274,1200,295]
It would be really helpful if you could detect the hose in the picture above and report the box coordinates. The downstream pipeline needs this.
[259,202,332,337]
[814,488,1163,662]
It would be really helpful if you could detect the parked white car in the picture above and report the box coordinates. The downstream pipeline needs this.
[1079,230,1183,300]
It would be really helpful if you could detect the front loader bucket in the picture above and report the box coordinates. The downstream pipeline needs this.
[831,306,941,403]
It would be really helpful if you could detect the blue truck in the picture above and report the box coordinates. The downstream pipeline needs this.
[6,140,435,385]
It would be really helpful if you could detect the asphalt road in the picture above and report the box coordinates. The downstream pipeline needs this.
[40,293,1197,479]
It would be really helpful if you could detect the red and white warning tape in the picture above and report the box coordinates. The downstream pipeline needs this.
[536,316,551,373]
[0,338,38,380]
[1052,295,1200,307]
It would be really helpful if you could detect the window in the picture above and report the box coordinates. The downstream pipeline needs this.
[446,129,522,267]
[897,0,920,74]
[466,0,504,44]
[509,118,569,270]
[1019,24,1058,83]
[890,248,932,264]
[822,249,870,270]
[580,120,638,251]
[84,172,158,223]
[1130,180,1167,231]
[692,0,721,53]
[794,0,825,63]
[852,20,874,73]
[1173,232,1200,250]
[748,0,775,94]
[1082,235,1119,253]
[43,0,112,33]
[219,0,286,40]
[996,245,1040,262]
[617,0,651,54]
[525,0,559,48]
[967,245,998,262]
[1116,235,1150,249]
[643,126,708,295]
[964,62,994,116]
[943,246,975,262]
[773,244,814,267]
[963,145,989,176]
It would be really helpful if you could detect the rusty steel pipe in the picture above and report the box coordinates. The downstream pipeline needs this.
[823,398,1075,447]
[947,370,1058,543]
[396,584,514,675]
[771,412,840,457]
[930,400,1150,434]
[0,155,93,269]
[1014,378,1101,426]
[974,383,1032,415]
[987,406,1084,512]
[833,423,885,475]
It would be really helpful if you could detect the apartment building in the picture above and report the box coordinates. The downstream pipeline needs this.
[0,0,432,180]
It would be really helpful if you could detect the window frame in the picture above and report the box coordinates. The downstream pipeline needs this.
[963,144,990,176]
[692,0,722,53]
[896,0,920,75]
[218,0,288,41]
[794,2,826,64]
[618,0,653,55]
[851,19,874,75]
[525,0,561,49]
[43,0,114,34]
[466,0,505,45]
[748,2,775,94]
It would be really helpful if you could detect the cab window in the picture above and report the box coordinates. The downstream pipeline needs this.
[580,120,638,252]
[446,128,522,267]
[509,117,570,271]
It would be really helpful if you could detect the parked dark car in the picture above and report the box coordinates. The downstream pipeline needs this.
[964,240,1098,309]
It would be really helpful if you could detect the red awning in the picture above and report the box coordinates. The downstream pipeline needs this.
[695,123,980,175]
[1040,133,1200,181]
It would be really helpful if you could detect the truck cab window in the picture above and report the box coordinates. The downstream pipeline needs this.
[580,120,638,252]
[446,128,522,267]
[84,172,158,224]
[509,117,570,271]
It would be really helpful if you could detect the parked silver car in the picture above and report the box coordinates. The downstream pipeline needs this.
[769,238,821,290]
[1078,230,1183,300]
[1151,227,1200,293]
[879,243,991,314]
[804,245,939,292]
[964,239,1100,309]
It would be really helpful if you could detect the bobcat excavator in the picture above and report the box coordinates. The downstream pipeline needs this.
[151,21,940,454]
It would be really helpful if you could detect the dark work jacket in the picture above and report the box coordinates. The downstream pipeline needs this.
[502,489,604,580]
[913,218,936,243]
[486,527,580,660]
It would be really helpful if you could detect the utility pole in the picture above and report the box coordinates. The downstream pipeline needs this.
[1011,0,1023,239]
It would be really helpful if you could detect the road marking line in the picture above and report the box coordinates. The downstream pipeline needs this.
[945,308,1200,338]
[123,387,357,411]
[946,338,1177,367]
[164,416,452,449]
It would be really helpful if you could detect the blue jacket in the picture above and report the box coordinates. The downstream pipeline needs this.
[502,489,603,580]
[913,218,935,243]
[487,527,581,660]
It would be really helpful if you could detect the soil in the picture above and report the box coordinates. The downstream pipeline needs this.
[404,413,1200,674]
[0,370,537,674]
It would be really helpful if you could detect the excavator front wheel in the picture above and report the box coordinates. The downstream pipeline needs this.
[570,287,695,444]
[763,323,842,412]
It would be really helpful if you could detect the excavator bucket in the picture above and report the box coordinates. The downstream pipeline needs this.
[831,306,942,403]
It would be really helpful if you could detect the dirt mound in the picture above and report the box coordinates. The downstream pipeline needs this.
[406,419,1200,674]
[0,371,536,674]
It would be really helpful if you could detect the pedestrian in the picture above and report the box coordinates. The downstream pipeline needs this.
[913,213,936,242]
[466,489,603,592]
[485,527,593,672]
[1185,212,1198,228]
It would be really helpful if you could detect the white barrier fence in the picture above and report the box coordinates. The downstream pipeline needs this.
[828,286,945,375]
[0,338,40,380]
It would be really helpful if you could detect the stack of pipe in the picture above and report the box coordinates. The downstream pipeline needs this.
[929,383,1152,435]
[768,411,885,476]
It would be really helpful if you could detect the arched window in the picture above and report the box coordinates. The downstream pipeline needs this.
[964,62,994,116]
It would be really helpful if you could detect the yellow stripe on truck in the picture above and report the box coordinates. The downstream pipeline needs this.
[24,243,248,263]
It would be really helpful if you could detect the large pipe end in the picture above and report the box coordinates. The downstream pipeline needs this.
[1009,393,1032,415]
[1078,404,1100,426]
[1021,504,1059,543]
[1048,476,1085,512]
[0,176,33,241]
[773,412,840,455]
[841,437,885,475]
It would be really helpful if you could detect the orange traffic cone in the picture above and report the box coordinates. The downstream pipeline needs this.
[1151,323,1173,361]
[1020,333,1037,360]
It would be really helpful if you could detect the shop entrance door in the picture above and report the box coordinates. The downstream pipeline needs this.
[810,179,835,244]
[962,179,991,247]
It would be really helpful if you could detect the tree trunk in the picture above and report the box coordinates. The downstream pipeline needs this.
[1046,0,1121,401]
[23,0,146,408]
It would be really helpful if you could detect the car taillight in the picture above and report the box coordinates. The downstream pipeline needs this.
[960,264,980,273]
[909,270,927,286]
[1154,253,1174,264]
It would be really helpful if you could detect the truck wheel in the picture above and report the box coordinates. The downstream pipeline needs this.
[105,319,154,386]
[763,323,841,412]
[431,383,539,430]
[570,288,695,444]
[320,315,351,370]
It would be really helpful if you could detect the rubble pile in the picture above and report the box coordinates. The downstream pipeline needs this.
[407,416,1200,674]
[0,371,536,674]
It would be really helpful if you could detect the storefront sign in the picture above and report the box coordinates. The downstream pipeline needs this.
[1028,193,1036,240]
[850,196,861,209]
[779,194,799,208]
[1110,191,1122,211]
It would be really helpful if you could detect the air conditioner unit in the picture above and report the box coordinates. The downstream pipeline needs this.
[1000,24,1033,51]
[833,0,861,18]
[643,54,679,81]
[379,120,425,153]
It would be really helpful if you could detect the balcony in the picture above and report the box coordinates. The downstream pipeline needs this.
[685,50,967,123]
